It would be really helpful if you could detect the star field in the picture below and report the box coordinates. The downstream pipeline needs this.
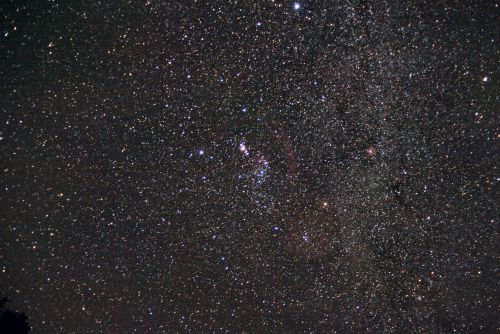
[1,1,499,333]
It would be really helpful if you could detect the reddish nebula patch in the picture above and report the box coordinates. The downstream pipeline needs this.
[366,145,377,157]
[284,206,338,261]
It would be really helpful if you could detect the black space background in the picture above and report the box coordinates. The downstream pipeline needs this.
[1,0,499,333]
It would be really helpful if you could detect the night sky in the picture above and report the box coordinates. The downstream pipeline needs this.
[1,0,499,333]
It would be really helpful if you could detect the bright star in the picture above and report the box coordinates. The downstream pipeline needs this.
[293,2,301,10]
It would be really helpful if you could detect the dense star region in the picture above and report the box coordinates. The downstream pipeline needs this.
[1,0,499,333]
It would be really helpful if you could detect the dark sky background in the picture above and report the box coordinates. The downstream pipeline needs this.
[1,0,499,333]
